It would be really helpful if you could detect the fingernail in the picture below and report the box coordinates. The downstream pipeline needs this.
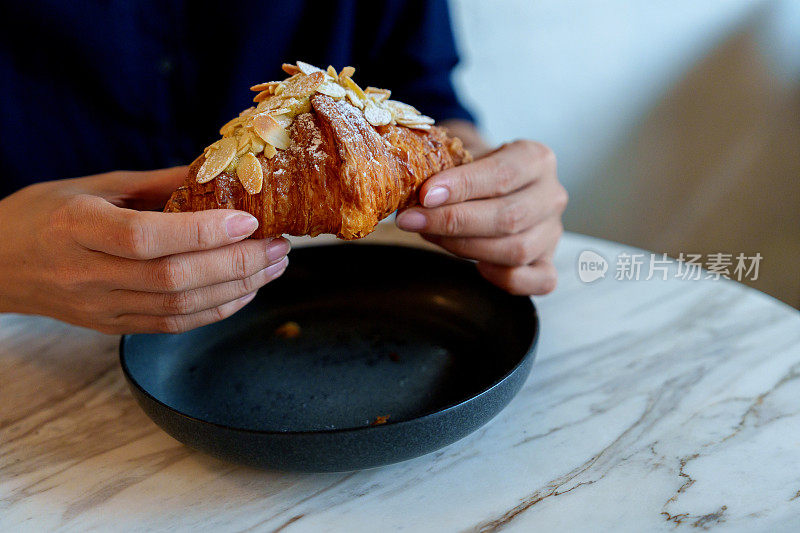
[237,291,257,303]
[266,238,291,262]
[226,214,259,238]
[424,187,449,207]
[264,256,289,277]
[396,210,427,231]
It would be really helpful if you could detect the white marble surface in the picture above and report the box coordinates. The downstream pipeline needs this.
[1,229,799,532]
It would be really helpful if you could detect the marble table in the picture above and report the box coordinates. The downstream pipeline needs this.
[2,228,799,532]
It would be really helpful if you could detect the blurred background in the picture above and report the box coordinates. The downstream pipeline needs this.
[448,0,800,307]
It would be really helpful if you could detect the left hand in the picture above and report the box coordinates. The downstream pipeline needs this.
[396,140,567,295]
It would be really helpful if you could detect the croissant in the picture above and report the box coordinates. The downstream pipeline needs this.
[164,61,471,239]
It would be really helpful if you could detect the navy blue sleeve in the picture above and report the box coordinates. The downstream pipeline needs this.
[0,0,475,198]
[355,0,475,123]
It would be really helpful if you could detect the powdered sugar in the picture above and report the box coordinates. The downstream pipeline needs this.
[286,112,328,164]
[331,100,367,145]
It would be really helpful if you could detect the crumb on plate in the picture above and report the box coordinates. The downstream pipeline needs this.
[274,321,301,339]
[372,415,390,426]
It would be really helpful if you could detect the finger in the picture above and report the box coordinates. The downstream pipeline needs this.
[423,218,563,267]
[114,291,259,334]
[476,259,559,296]
[398,182,556,237]
[87,166,190,210]
[69,195,260,259]
[116,237,290,292]
[115,257,288,315]
[418,140,556,207]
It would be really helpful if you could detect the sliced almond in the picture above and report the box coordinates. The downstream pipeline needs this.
[197,137,236,183]
[237,153,263,194]
[364,102,392,126]
[404,123,432,130]
[250,135,266,154]
[272,114,293,128]
[268,107,292,116]
[263,143,278,159]
[385,99,420,116]
[326,65,338,78]
[250,81,279,92]
[282,63,301,75]
[253,114,291,149]
[204,140,222,154]
[339,66,355,80]
[256,97,285,113]
[316,81,346,99]
[253,90,274,103]
[224,156,239,174]
[341,76,366,100]
[368,93,390,104]
[219,116,243,136]
[235,133,251,156]
[296,61,323,75]
[285,96,311,114]
[365,87,391,102]
[397,115,435,125]
[282,71,326,97]
[345,89,365,109]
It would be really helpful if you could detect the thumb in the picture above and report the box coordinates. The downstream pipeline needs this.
[85,166,190,210]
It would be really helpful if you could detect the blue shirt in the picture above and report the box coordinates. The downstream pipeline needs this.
[0,0,473,198]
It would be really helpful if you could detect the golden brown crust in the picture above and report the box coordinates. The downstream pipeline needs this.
[164,94,471,239]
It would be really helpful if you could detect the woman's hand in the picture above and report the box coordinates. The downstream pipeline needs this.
[0,167,289,333]
[396,140,567,295]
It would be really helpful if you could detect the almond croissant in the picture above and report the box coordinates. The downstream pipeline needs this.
[164,61,471,239]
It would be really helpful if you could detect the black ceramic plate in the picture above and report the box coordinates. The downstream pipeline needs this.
[120,244,538,472]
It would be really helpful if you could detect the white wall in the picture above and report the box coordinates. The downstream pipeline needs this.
[449,0,800,305]
[450,0,776,189]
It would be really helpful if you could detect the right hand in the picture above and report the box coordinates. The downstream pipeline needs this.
[0,167,290,334]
